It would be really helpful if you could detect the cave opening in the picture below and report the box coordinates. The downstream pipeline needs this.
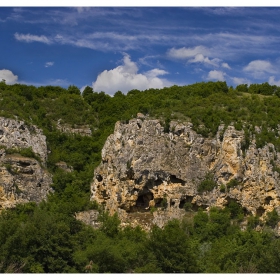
[134,190,154,212]
[256,206,265,217]
[265,196,273,205]
[18,161,31,167]
[179,196,194,209]
[170,175,185,186]
[154,178,163,186]
[225,197,248,218]
[154,198,164,208]
[96,174,103,182]
[192,204,208,211]
[170,200,176,207]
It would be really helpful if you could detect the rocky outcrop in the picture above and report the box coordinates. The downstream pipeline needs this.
[55,161,73,172]
[0,117,48,164]
[57,119,92,137]
[91,116,280,227]
[0,117,52,210]
[75,210,100,229]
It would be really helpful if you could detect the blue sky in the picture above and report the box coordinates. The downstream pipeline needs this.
[1,6,280,95]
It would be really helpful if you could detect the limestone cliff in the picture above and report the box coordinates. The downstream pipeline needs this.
[91,115,280,227]
[0,117,48,164]
[0,117,52,210]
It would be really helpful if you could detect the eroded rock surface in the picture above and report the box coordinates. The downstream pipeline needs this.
[0,118,52,210]
[91,116,280,227]
[57,119,92,137]
[0,117,48,163]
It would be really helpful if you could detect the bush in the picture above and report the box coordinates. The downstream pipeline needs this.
[220,184,226,193]
[183,202,193,211]
[160,197,168,209]
[226,178,239,189]
[198,173,217,193]
[227,200,243,219]
[247,215,260,230]
[266,209,279,228]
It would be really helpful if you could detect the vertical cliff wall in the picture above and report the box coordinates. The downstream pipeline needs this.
[91,116,280,225]
[0,117,52,210]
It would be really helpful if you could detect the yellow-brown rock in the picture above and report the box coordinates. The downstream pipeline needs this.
[91,117,280,227]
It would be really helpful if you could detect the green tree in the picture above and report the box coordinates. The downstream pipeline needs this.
[148,219,198,272]
[68,85,81,95]
[236,84,248,92]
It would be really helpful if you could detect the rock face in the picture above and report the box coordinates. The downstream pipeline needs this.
[57,119,92,137]
[75,210,100,229]
[0,117,52,210]
[91,116,280,226]
[0,117,48,164]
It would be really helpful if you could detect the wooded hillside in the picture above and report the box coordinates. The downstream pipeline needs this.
[1,80,280,273]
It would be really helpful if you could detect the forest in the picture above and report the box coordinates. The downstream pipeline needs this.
[1,80,280,273]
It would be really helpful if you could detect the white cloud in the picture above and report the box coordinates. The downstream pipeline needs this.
[243,60,276,78]
[222,62,231,69]
[231,77,250,85]
[45,62,54,68]
[144,68,168,78]
[14,32,51,44]
[167,46,210,60]
[0,69,18,84]
[167,46,231,69]
[269,76,280,86]
[207,70,226,81]
[188,54,220,67]
[92,55,171,95]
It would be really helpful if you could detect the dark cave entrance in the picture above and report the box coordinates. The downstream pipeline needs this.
[265,196,273,205]
[256,206,265,217]
[179,196,194,210]
[170,175,185,186]
[134,190,154,212]
[154,197,168,209]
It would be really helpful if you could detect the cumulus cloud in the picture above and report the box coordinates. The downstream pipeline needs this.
[45,62,54,68]
[243,60,276,78]
[269,76,280,86]
[14,32,51,44]
[0,69,18,84]
[207,70,226,81]
[92,55,170,95]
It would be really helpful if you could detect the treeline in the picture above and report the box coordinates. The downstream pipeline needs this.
[236,82,280,96]
[1,80,280,272]
[0,201,280,273]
